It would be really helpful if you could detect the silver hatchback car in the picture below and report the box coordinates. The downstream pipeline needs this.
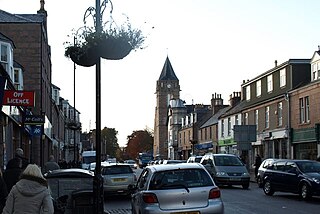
[102,163,137,196]
[130,163,224,214]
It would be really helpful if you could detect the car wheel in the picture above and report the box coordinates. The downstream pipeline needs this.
[257,176,263,188]
[242,183,249,189]
[263,180,274,196]
[300,183,311,200]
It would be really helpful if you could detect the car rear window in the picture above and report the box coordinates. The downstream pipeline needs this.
[102,165,133,175]
[149,169,213,190]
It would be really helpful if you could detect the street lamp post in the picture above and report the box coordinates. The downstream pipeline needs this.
[93,0,104,213]
[73,36,77,165]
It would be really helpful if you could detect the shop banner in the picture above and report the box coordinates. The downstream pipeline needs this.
[2,90,35,107]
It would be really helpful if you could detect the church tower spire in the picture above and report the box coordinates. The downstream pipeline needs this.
[154,57,180,158]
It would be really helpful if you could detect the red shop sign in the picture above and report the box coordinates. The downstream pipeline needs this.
[3,90,35,107]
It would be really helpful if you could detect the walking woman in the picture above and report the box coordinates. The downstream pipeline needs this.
[0,168,8,213]
[2,164,54,214]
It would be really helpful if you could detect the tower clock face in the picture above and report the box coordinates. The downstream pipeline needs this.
[167,84,171,88]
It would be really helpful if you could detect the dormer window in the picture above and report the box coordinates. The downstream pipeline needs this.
[317,62,320,79]
[279,69,286,87]
[312,63,317,80]
[14,67,23,90]
[267,74,273,93]
[246,85,251,101]
[0,41,14,82]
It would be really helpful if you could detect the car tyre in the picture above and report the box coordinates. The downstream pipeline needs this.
[300,183,311,200]
[242,183,249,189]
[263,180,274,196]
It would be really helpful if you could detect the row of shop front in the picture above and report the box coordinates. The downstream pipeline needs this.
[170,126,319,170]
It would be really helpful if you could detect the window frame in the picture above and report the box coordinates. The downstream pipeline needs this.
[277,102,283,127]
[267,74,273,93]
[279,68,286,87]
[256,80,261,97]
[246,85,251,101]
[265,106,269,129]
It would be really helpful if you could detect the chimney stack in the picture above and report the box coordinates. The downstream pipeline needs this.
[275,60,277,67]
[229,92,241,107]
[211,93,224,115]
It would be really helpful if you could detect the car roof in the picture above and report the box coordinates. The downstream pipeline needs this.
[102,162,132,167]
[146,163,204,172]
[44,168,94,178]
[273,159,317,163]
[205,153,237,157]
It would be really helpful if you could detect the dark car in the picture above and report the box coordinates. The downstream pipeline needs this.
[256,158,281,187]
[262,159,320,200]
[44,168,94,214]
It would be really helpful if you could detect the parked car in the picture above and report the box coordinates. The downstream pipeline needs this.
[44,168,94,214]
[200,153,250,189]
[89,161,110,171]
[262,159,320,200]
[256,158,281,187]
[101,163,137,196]
[124,159,138,169]
[162,159,184,164]
[187,155,203,163]
[130,163,224,214]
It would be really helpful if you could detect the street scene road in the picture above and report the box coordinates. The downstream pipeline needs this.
[104,180,320,214]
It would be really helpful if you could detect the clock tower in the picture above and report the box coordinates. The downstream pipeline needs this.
[154,57,180,159]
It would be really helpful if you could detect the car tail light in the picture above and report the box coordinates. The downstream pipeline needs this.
[142,193,158,203]
[209,187,221,199]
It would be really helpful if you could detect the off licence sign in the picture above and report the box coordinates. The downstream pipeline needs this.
[2,90,35,107]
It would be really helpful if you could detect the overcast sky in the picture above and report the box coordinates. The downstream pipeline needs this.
[1,0,320,146]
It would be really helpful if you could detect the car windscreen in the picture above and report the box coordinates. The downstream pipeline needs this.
[214,156,244,166]
[101,165,133,175]
[149,168,213,190]
[82,156,96,164]
[296,161,320,173]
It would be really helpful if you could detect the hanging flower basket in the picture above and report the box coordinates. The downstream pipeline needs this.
[64,16,145,66]
[65,45,99,67]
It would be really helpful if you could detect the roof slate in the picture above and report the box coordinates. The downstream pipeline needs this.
[0,9,44,23]
[159,57,179,81]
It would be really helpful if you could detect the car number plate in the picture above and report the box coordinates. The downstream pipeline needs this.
[113,178,127,182]
[171,212,200,214]
[230,177,241,181]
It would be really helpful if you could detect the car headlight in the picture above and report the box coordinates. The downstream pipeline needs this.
[242,172,250,176]
[312,178,320,184]
[216,172,227,176]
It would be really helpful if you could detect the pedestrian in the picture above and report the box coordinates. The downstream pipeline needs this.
[3,157,23,193]
[254,154,262,179]
[6,148,29,170]
[2,164,54,214]
[0,168,8,213]
[43,155,60,174]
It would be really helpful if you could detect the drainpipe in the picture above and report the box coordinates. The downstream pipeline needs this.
[285,92,291,159]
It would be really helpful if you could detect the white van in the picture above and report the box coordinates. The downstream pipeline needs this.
[81,151,96,170]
